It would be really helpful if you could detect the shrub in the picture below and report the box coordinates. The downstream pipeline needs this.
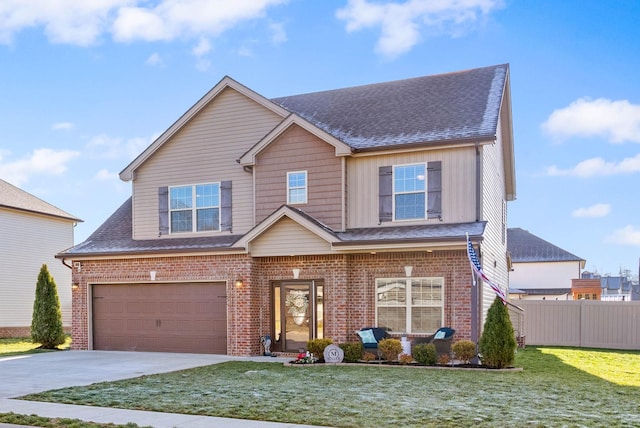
[307,338,333,361]
[362,352,377,362]
[452,340,477,364]
[479,297,517,368]
[339,342,363,363]
[378,338,402,361]
[437,354,450,365]
[412,343,437,365]
[398,353,414,365]
[31,264,65,349]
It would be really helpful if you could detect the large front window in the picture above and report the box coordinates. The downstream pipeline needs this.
[170,183,220,233]
[394,164,426,220]
[376,277,443,333]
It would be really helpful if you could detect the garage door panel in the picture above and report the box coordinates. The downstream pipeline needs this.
[93,283,227,354]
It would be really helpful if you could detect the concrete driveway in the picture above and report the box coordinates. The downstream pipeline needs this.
[0,350,242,399]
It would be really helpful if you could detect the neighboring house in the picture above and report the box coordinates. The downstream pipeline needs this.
[570,278,601,301]
[580,271,637,301]
[507,228,585,300]
[56,64,516,356]
[0,179,81,337]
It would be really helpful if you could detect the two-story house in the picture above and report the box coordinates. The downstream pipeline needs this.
[56,64,515,356]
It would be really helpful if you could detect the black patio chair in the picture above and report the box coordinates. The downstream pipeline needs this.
[413,327,456,358]
[356,327,390,359]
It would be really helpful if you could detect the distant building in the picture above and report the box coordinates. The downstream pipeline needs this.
[507,228,585,300]
[581,271,638,301]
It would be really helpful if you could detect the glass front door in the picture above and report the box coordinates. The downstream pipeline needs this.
[273,280,323,352]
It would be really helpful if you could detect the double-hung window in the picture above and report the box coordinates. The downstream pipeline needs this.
[394,163,426,220]
[170,183,220,233]
[376,277,443,334]
[287,171,307,204]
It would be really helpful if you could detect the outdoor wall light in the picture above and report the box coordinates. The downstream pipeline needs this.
[150,271,157,281]
[292,268,300,279]
[235,279,244,288]
[404,266,413,277]
[72,283,79,290]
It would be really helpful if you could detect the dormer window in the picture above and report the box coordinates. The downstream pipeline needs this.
[287,171,307,204]
[170,183,220,233]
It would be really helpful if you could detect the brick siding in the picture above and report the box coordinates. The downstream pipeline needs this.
[71,250,473,355]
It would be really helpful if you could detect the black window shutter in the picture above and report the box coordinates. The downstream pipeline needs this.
[427,161,442,219]
[220,181,232,232]
[158,186,169,236]
[378,166,393,223]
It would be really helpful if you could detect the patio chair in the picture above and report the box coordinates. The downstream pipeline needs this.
[413,327,456,358]
[356,327,390,359]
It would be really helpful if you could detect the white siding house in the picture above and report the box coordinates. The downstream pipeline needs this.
[508,228,585,300]
[0,179,81,337]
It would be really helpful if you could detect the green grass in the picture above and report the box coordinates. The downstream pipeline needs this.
[0,412,146,428]
[0,336,71,356]
[19,347,640,427]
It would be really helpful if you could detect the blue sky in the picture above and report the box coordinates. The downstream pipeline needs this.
[1,0,639,277]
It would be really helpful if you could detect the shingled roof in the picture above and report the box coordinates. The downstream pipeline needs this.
[507,228,584,264]
[272,64,508,150]
[0,179,81,222]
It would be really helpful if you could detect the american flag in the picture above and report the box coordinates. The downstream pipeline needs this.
[466,234,507,304]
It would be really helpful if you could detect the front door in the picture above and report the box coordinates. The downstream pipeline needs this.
[272,280,323,353]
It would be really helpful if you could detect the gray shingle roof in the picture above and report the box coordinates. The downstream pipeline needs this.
[507,228,584,263]
[271,64,508,150]
[60,199,486,256]
[0,179,81,222]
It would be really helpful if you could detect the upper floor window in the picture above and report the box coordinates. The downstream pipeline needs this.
[379,161,441,224]
[376,277,444,334]
[287,171,307,204]
[394,164,426,220]
[170,183,220,233]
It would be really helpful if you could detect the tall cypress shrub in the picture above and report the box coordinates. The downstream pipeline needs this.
[479,296,516,368]
[31,264,65,349]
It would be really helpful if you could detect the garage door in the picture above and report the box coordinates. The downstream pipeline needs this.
[92,282,227,354]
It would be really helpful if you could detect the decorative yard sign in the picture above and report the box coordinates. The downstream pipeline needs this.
[323,344,344,363]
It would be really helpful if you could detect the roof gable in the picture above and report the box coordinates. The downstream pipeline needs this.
[508,228,584,265]
[119,76,289,181]
[0,179,81,222]
[272,64,509,151]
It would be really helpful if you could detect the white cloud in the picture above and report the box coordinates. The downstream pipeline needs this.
[112,0,288,42]
[606,225,640,246]
[547,153,640,178]
[542,98,640,144]
[0,0,131,46]
[145,52,165,67]
[269,21,287,44]
[52,122,74,130]
[0,148,80,186]
[336,0,503,58]
[572,203,611,218]
[1,0,287,46]
[94,168,119,181]
[192,37,212,57]
[85,133,153,161]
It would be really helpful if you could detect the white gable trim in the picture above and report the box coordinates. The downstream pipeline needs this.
[119,76,289,181]
[234,205,337,248]
[239,114,352,166]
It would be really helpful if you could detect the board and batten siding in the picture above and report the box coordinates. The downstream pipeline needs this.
[0,209,74,327]
[479,113,510,319]
[346,147,477,229]
[131,87,283,239]
[255,124,343,230]
[249,217,333,257]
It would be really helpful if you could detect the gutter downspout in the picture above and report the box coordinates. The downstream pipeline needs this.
[61,258,73,269]
[471,142,482,358]
[475,142,481,222]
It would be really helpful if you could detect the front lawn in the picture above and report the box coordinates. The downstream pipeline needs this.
[0,336,71,356]
[20,347,640,427]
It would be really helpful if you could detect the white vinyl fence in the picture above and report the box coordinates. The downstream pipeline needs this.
[514,300,640,350]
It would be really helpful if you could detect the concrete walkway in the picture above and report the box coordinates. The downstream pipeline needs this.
[0,351,330,428]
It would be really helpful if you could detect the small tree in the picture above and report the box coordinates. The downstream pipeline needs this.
[31,264,65,349]
[479,297,516,368]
